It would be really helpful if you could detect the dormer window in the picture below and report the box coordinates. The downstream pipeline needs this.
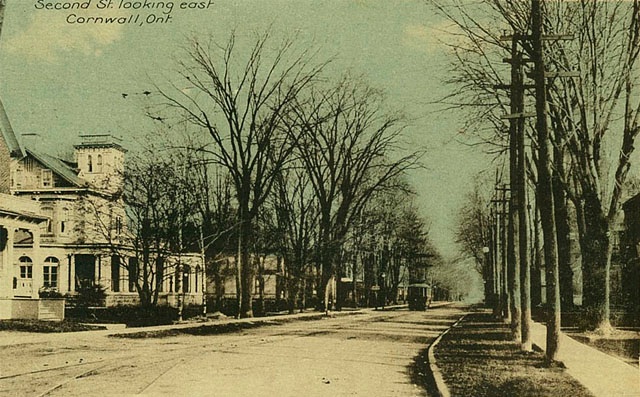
[41,169,52,187]
[88,155,93,172]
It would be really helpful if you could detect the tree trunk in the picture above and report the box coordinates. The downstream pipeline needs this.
[257,256,265,317]
[237,211,254,318]
[553,164,574,312]
[581,190,611,330]
[531,203,543,307]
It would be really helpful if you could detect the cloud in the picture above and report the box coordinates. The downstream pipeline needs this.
[4,11,124,61]
[403,21,463,54]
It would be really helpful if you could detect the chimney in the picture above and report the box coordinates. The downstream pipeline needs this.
[21,133,41,153]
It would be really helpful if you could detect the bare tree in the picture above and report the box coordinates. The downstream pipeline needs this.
[158,32,326,318]
[433,0,640,334]
[89,145,198,308]
[455,178,494,306]
[287,77,423,311]
[267,165,319,313]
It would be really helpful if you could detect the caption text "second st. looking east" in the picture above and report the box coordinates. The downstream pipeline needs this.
[34,1,215,26]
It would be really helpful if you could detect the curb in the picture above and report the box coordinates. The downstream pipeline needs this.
[427,313,467,397]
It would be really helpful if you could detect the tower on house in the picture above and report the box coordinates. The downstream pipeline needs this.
[74,134,126,193]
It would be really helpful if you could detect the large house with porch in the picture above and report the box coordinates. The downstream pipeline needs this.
[0,101,203,319]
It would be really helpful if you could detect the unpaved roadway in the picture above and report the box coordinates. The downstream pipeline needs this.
[0,304,467,396]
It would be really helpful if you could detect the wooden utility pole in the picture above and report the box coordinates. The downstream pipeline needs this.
[497,33,533,349]
[507,39,523,342]
[531,0,561,363]
[517,88,533,352]
[490,205,501,317]
[493,184,510,320]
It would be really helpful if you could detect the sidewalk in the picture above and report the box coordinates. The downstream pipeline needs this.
[531,322,640,397]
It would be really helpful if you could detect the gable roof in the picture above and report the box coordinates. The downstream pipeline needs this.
[0,98,24,158]
[25,148,88,188]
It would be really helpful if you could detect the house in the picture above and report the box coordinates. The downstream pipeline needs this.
[0,101,203,312]
[0,98,57,319]
[619,194,640,316]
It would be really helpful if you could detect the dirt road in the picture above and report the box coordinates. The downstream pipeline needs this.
[0,305,467,396]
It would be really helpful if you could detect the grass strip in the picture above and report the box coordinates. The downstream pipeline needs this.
[0,319,107,333]
[434,311,594,397]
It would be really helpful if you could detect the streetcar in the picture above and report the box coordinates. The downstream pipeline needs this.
[407,283,432,310]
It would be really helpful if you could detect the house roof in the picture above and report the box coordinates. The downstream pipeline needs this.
[25,148,88,188]
[0,98,24,158]
[0,193,48,222]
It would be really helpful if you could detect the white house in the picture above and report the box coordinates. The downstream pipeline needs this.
[0,101,203,315]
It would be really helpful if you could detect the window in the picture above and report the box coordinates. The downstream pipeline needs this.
[182,265,191,293]
[14,168,22,188]
[195,265,200,293]
[43,257,59,288]
[128,257,138,292]
[111,255,120,292]
[41,169,52,187]
[60,208,69,234]
[87,155,93,173]
[42,207,54,234]
[156,258,164,293]
[96,154,103,173]
[19,256,33,279]
[175,265,191,293]
[115,216,123,236]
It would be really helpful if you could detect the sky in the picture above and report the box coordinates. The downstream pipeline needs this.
[0,0,492,258]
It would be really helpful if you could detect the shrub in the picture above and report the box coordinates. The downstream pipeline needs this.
[73,284,107,308]
[38,287,64,299]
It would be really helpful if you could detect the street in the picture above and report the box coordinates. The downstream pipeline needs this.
[0,305,466,396]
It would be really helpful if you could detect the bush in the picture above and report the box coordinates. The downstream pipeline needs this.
[72,284,107,308]
[38,287,64,299]
[66,304,204,327]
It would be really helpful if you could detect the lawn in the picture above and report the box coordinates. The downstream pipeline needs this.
[0,319,107,333]
[567,329,639,367]
[434,311,595,397]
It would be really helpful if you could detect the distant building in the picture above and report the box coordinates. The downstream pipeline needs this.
[0,102,203,315]
[619,194,640,317]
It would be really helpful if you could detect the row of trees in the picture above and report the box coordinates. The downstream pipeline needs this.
[108,32,438,317]
[445,0,640,362]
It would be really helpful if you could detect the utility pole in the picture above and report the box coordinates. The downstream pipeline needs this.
[496,33,532,349]
[532,0,560,363]
[507,39,523,342]
[489,205,501,317]
[493,184,510,321]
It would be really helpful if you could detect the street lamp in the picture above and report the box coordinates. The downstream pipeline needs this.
[381,273,386,309]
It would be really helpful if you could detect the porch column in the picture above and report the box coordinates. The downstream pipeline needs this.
[0,225,14,298]
[31,230,42,299]
[69,255,76,292]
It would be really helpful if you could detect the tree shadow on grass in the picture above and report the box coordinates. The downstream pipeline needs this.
[409,347,440,397]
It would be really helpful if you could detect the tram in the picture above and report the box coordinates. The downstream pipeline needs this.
[407,283,432,310]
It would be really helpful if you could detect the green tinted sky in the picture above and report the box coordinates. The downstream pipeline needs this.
[0,0,492,258]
